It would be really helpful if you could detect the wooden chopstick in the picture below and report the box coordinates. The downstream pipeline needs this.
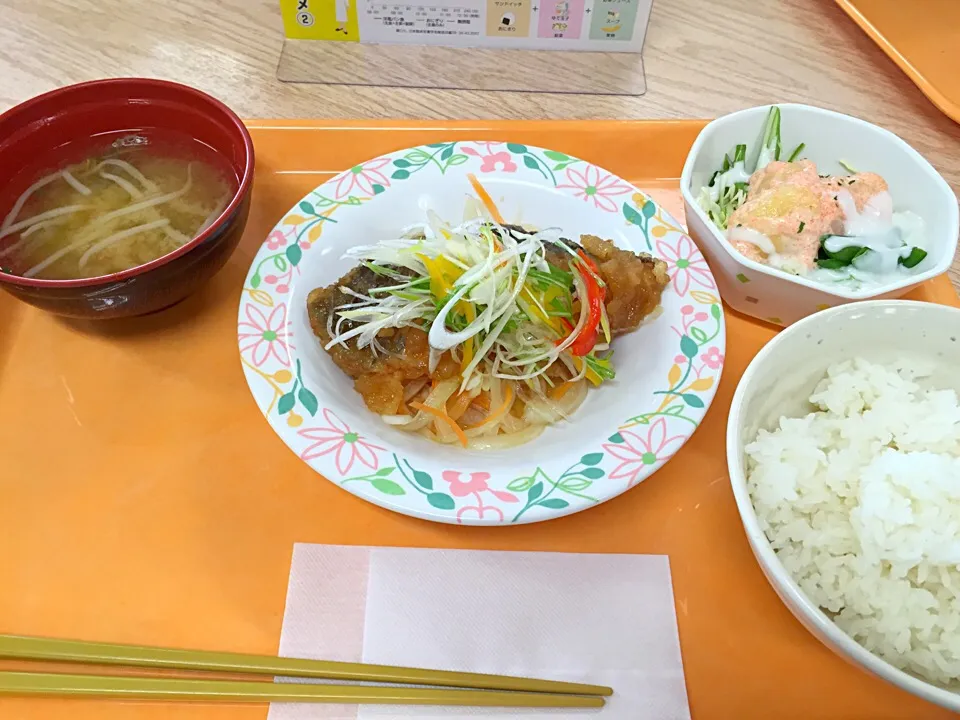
[0,634,612,697]
[0,671,606,707]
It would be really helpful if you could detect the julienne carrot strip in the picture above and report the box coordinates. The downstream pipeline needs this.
[464,384,514,430]
[447,391,475,422]
[409,401,469,448]
[550,381,574,401]
[467,174,505,225]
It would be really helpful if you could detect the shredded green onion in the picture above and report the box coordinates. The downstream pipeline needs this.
[698,105,806,231]
[328,206,612,392]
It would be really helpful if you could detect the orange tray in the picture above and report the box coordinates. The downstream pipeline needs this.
[836,0,960,125]
[1,120,958,720]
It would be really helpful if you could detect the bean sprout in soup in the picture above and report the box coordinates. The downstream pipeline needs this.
[0,132,237,280]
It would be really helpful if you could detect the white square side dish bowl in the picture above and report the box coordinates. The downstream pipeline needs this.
[727,300,960,713]
[681,104,959,326]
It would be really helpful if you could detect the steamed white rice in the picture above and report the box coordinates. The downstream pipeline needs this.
[747,357,960,686]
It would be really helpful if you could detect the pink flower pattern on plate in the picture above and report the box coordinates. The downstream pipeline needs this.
[557,165,633,212]
[462,143,518,173]
[480,152,517,173]
[265,230,286,250]
[656,234,716,297]
[441,471,519,523]
[442,471,490,497]
[701,346,724,370]
[299,409,386,475]
[238,303,293,367]
[334,157,391,199]
[603,418,684,487]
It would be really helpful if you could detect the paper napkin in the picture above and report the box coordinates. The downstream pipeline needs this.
[268,544,690,720]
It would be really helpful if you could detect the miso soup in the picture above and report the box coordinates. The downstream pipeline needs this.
[0,131,237,280]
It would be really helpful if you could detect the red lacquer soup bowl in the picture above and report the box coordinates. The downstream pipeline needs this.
[0,78,254,319]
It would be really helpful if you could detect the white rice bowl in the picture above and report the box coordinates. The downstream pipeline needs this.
[746,357,960,686]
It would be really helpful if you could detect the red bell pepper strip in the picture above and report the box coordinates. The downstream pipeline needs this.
[568,251,605,357]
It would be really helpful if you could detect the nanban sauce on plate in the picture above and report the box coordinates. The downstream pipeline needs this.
[0,130,237,280]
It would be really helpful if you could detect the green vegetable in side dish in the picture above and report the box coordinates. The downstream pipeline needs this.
[698,106,800,231]
[787,142,806,163]
[816,235,868,267]
[816,234,928,271]
[754,106,783,171]
[900,247,928,269]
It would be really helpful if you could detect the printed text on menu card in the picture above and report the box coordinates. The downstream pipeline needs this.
[280,0,652,52]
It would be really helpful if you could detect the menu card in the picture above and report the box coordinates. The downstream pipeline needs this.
[280,0,652,53]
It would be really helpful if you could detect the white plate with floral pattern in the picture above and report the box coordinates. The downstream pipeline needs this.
[238,142,726,525]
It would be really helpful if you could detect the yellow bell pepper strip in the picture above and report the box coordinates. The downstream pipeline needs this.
[519,285,560,333]
[572,356,603,386]
[584,352,615,383]
[418,253,479,373]
[419,253,463,299]
[599,304,611,345]
[541,284,571,329]
[522,267,571,335]
[459,303,476,373]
